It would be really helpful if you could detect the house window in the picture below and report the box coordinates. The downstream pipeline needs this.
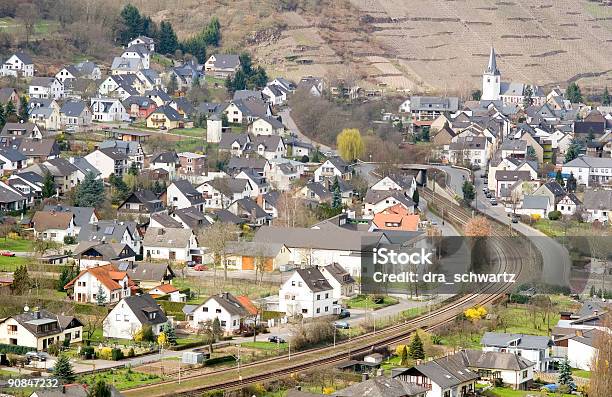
[75,331,80,339]
[316,294,320,301]
[302,309,308,314]
[115,314,121,321]
[325,293,329,299]
[316,308,320,314]
[203,307,208,312]
[216,309,221,313]
[523,370,528,378]
[325,306,328,312]
[220,320,227,326]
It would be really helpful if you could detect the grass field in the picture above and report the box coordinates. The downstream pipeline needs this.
[571,368,591,379]
[79,369,160,390]
[0,238,33,252]
[531,219,596,237]
[241,341,287,351]
[345,295,398,310]
[172,276,279,304]
[168,128,206,138]
[0,255,28,272]
[484,387,572,397]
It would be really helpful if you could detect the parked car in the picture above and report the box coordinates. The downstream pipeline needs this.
[338,309,351,319]
[334,321,350,329]
[25,352,46,362]
[193,264,208,271]
[511,214,519,223]
[268,336,286,344]
[1,251,15,257]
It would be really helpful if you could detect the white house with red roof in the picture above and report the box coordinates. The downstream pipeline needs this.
[148,284,186,302]
[64,264,135,304]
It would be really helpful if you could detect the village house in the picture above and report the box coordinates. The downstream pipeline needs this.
[449,136,489,167]
[103,294,167,339]
[223,98,272,124]
[73,241,136,270]
[218,241,291,272]
[205,54,241,77]
[28,99,61,131]
[64,264,134,304]
[128,36,155,52]
[370,175,417,199]
[148,283,185,302]
[370,203,420,232]
[0,87,20,109]
[279,267,339,318]
[59,100,92,131]
[123,96,157,120]
[42,205,98,234]
[481,332,554,372]
[228,197,269,226]
[198,177,252,209]
[0,181,28,211]
[0,309,83,351]
[582,188,612,223]
[562,156,612,187]
[400,96,459,126]
[117,190,165,220]
[126,262,176,290]
[0,122,42,139]
[0,148,27,174]
[235,170,268,197]
[0,52,34,77]
[143,227,197,262]
[314,157,352,182]
[91,98,129,122]
[319,262,356,300]
[187,292,251,333]
[168,207,210,230]
[557,193,581,216]
[248,116,285,136]
[84,147,129,179]
[29,77,63,100]
[178,152,207,182]
[32,210,75,243]
[165,179,206,211]
[78,220,141,256]
[267,160,301,191]
[151,151,180,180]
[363,190,415,219]
[146,105,184,129]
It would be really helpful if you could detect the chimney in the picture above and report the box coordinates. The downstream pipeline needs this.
[575,329,583,337]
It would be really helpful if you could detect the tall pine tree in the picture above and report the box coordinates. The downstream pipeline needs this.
[74,171,104,207]
[564,139,580,163]
[116,4,143,45]
[409,331,425,360]
[18,96,29,122]
[558,359,573,385]
[53,355,76,383]
[331,177,341,210]
[42,171,56,198]
[158,21,178,55]
[602,87,610,106]
[566,82,583,104]
[162,322,177,345]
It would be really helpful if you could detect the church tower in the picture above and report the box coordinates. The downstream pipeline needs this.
[482,47,501,101]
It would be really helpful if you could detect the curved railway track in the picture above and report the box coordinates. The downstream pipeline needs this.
[123,188,540,397]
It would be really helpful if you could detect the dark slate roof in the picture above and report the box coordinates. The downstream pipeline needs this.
[60,100,87,116]
[5,309,81,338]
[219,133,251,151]
[78,220,136,244]
[395,355,478,388]
[208,177,250,196]
[233,197,268,219]
[152,105,182,121]
[43,205,95,227]
[71,156,101,177]
[326,156,351,173]
[13,51,33,65]
[99,147,129,160]
[120,190,163,213]
[73,241,135,261]
[522,195,550,210]
[172,179,205,205]
[227,156,269,174]
[0,87,17,103]
[204,292,250,317]
[458,349,534,371]
[233,90,263,101]
[0,183,25,204]
[294,267,333,292]
[45,158,79,176]
[207,208,244,225]
[322,263,355,286]
[208,54,240,69]
[150,212,183,228]
[0,147,27,162]
[364,189,415,208]
[121,294,168,326]
[334,377,428,397]
[583,188,612,210]
[305,181,331,200]
[542,181,566,197]
[126,262,175,282]
[481,332,553,350]
[173,206,211,229]
[152,151,179,164]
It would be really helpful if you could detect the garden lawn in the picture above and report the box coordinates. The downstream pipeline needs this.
[168,128,206,138]
[79,369,161,390]
[0,238,33,252]
[241,341,287,351]
[346,295,398,310]
[496,306,560,336]
[172,276,278,303]
[484,387,572,397]
[571,368,591,378]
[0,255,28,271]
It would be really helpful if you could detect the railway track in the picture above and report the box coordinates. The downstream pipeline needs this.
[123,188,540,397]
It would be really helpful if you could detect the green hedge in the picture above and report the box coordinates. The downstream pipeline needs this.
[157,300,186,321]
[0,344,36,355]
[168,340,208,351]
[204,355,235,366]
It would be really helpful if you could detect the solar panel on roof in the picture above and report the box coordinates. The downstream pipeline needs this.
[104,226,115,235]
[117,262,129,271]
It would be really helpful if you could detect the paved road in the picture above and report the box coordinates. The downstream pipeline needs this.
[437,165,571,287]
[279,108,336,155]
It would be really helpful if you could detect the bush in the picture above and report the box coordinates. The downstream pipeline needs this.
[63,235,76,245]
[300,155,309,163]
[81,346,95,359]
[548,211,561,220]
[111,348,124,361]
[0,344,36,355]
[47,343,60,357]
[97,347,113,360]
[204,355,235,366]
[127,348,135,358]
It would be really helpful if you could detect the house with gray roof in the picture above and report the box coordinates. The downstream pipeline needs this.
[118,189,164,220]
[279,267,338,318]
[223,97,272,124]
[481,332,553,371]
[0,309,83,350]
[171,206,211,230]
[582,188,612,223]
[103,294,167,339]
[218,133,252,156]
[124,262,175,290]
[72,241,136,270]
[143,227,197,263]
[0,147,27,172]
[205,54,241,77]
[0,182,27,212]
[190,292,250,332]
[516,195,552,218]
[363,189,415,219]
[43,205,98,233]
[60,100,92,130]
[562,156,612,187]
[1,51,34,77]
[78,220,141,256]
[333,377,427,397]
[228,197,269,226]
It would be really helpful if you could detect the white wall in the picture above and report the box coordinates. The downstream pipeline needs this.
[191,298,243,332]
[567,339,596,371]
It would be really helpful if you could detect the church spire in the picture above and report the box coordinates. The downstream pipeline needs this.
[485,47,499,75]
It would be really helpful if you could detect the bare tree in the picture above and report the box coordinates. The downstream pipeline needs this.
[199,222,239,282]
[589,316,612,397]
[274,191,317,228]
[16,3,39,47]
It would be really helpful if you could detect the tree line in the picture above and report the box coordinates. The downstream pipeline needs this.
[115,4,221,63]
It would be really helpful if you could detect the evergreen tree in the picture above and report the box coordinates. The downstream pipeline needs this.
[128,162,139,176]
[116,4,143,45]
[564,139,581,163]
[11,265,30,295]
[162,322,177,345]
[87,379,111,397]
[192,75,200,88]
[555,170,564,187]
[212,317,222,341]
[248,66,268,89]
[603,87,611,106]
[109,173,130,205]
[412,188,420,209]
[203,17,221,46]
[239,52,253,76]
[4,100,16,121]
[462,181,475,204]
[42,171,56,198]
[558,359,573,385]
[57,265,76,292]
[566,172,577,193]
[471,90,482,101]
[331,177,341,210]
[96,284,107,306]
[399,344,408,366]
[153,180,162,194]
[167,74,178,95]
[522,86,533,108]
[0,103,5,130]
[18,96,29,122]
[158,21,178,55]
[408,331,425,360]
[526,146,537,161]
[53,355,76,383]
[566,82,583,104]
[231,69,247,92]
[74,171,104,207]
